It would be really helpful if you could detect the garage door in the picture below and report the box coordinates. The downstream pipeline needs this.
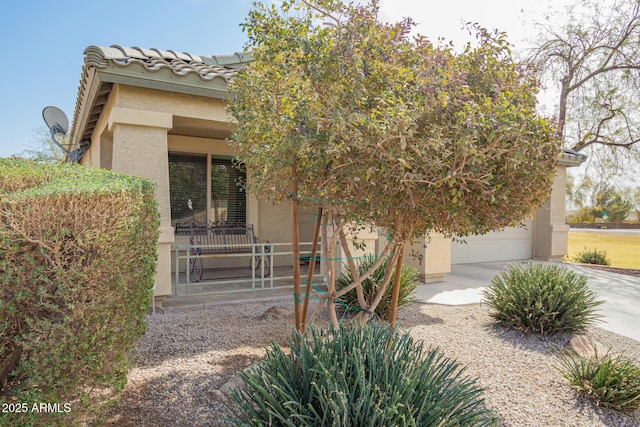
[451,220,533,264]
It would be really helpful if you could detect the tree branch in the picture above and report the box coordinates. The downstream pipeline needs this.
[569,64,640,92]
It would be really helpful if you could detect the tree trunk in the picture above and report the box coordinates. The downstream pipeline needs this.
[290,169,302,331]
[389,242,405,328]
[557,78,570,142]
[321,216,340,327]
[338,226,368,309]
[360,243,402,324]
[301,206,323,334]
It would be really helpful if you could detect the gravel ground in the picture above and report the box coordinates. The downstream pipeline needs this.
[104,300,640,426]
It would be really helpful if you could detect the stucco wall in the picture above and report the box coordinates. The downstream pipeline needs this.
[117,85,231,124]
[168,135,233,156]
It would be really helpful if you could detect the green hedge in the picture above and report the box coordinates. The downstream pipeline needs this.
[0,158,159,426]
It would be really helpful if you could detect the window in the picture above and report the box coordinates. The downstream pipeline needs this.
[169,154,207,226]
[169,154,246,230]
[210,158,246,226]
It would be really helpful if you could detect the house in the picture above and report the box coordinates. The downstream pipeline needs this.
[68,45,585,306]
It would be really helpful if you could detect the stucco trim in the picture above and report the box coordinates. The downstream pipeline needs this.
[108,108,173,131]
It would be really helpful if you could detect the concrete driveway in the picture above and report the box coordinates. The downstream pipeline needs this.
[415,261,640,342]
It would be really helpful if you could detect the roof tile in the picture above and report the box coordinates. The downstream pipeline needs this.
[83,45,250,83]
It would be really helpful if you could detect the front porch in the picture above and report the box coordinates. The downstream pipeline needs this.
[172,240,324,297]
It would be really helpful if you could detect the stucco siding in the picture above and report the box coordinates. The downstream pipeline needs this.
[117,86,232,124]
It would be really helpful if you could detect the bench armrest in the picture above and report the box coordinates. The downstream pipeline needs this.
[255,238,271,253]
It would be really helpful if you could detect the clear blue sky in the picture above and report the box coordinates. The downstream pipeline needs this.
[0,0,566,159]
[0,0,254,158]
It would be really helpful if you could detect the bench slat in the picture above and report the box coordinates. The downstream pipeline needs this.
[190,224,259,255]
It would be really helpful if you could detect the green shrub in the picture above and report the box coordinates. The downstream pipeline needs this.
[228,323,497,426]
[483,262,603,336]
[573,247,611,266]
[0,158,159,426]
[555,349,640,413]
[335,254,418,320]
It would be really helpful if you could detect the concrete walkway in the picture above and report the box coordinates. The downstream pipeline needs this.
[415,261,640,342]
[161,260,640,342]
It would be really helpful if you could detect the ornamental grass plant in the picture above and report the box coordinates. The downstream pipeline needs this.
[555,349,640,413]
[335,254,419,321]
[572,247,611,266]
[227,323,497,426]
[483,262,603,336]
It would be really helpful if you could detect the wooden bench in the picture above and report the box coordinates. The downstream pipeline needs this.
[184,223,270,281]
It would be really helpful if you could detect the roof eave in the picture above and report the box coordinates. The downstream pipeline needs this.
[70,65,233,146]
[95,66,231,99]
[558,149,588,168]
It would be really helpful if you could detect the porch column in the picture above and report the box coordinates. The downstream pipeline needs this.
[108,108,174,304]
[533,152,585,260]
[404,233,451,282]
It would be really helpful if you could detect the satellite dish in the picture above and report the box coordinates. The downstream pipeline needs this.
[42,106,69,136]
[42,106,87,162]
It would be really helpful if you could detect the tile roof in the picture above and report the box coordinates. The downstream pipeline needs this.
[83,45,253,83]
[71,45,252,148]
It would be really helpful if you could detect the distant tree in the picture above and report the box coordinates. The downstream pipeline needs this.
[17,127,66,164]
[230,0,560,329]
[529,0,640,168]
[591,184,632,223]
[627,187,640,221]
[566,173,593,209]
[567,206,596,225]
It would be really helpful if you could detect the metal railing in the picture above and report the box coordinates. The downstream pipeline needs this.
[172,241,323,296]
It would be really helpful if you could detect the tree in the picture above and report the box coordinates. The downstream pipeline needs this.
[566,173,590,209]
[621,185,640,221]
[529,0,640,167]
[567,207,596,225]
[591,184,632,223]
[229,0,560,329]
[16,127,66,164]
